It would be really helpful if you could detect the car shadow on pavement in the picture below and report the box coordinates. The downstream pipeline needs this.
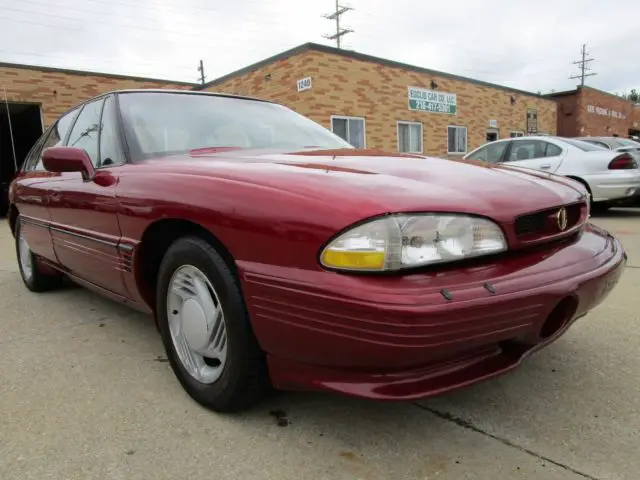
[592,208,640,218]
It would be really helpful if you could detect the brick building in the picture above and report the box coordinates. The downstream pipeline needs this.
[198,43,557,158]
[547,85,640,138]
[1,42,557,173]
[0,62,194,213]
[0,62,193,126]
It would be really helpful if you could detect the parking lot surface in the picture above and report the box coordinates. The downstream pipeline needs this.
[1,211,639,480]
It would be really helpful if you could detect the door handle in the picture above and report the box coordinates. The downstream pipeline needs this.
[540,164,551,170]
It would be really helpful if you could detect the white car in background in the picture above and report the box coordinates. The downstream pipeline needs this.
[464,136,640,212]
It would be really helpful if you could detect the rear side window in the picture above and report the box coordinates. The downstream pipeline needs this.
[545,143,563,156]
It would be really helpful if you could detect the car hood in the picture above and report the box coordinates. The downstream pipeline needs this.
[141,148,586,222]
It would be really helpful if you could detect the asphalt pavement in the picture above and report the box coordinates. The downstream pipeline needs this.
[1,210,639,480]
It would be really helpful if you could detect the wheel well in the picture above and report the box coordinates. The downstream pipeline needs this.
[135,219,236,311]
[565,175,591,195]
[8,205,19,236]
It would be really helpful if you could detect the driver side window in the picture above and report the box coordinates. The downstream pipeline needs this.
[66,98,105,168]
[99,96,125,167]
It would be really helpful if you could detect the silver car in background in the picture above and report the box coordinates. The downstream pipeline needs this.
[575,137,640,207]
[576,136,640,161]
[464,136,640,212]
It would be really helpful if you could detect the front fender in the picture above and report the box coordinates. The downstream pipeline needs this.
[115,172,363,271]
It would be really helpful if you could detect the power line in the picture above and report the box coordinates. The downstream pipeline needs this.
[569,43,597,86]
[323,0,353,49]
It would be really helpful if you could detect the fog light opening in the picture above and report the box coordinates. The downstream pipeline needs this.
[540,296,578,340]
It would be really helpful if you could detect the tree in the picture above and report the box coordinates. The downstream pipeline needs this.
[629,89,639,102]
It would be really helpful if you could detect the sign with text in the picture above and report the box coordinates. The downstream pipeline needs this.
[526,109,538,134]
[296,77,312,92]
[408,87,457,114]
[587,104,626,120]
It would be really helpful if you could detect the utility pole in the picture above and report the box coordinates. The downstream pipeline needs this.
[569,43,597,86]
[2,86,17,171]
[197,60,206,85]
[323,0,353,49]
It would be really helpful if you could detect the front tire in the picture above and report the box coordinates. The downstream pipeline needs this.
[156,235,270,412]
[15,218,62,292]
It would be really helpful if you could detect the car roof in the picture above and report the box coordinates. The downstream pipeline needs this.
[56,89,272,120]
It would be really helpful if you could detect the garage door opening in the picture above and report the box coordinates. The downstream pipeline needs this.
[1,101,43,217]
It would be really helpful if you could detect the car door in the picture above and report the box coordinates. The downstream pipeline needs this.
[48,95,130,297]
[12,111,79,263]
[503,139,565,173]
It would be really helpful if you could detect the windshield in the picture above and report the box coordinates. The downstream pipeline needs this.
[611,138,640,148]
[118,92,352,160]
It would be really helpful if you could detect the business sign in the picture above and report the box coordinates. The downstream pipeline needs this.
[408,87,457,114]
[526,108,538,134]
[587,104,626,120]
[296,77,312,92]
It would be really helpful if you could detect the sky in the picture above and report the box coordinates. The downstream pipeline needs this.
[0,0,638,95]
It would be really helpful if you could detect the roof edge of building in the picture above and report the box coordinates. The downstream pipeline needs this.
[197,42,554,101]
[0,61,196,86]
[579,84,634,102]
[193,43,313,91]
[544,88,579,98]
[545,85,633,103]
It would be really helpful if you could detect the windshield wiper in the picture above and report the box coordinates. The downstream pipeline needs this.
[189,146,244,154]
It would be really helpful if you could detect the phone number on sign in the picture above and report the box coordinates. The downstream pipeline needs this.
[413,100,453,113]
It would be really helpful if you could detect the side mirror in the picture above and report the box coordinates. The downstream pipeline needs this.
[42,147,95,181]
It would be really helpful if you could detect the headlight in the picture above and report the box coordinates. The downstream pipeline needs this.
[320,214,507,272]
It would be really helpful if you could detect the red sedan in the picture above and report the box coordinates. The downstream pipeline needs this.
[8,90,626,412]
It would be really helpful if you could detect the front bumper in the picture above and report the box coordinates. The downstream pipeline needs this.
[239,224,626,400]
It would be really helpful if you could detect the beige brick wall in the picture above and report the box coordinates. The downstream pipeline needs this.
[203,49,557,157]
[203,51,322,120]
[0,64,192,128]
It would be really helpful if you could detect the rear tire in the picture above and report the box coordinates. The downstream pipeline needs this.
[15,218,63,292]
[156,235,270,412]
[591,202,611,214]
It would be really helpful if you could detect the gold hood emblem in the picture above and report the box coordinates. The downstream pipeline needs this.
[556,207,568,231]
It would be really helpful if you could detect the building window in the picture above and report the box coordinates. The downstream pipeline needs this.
[510,131,524,138]
[397,121,423,153]
[447,126,467,154]
[331,116,366,148]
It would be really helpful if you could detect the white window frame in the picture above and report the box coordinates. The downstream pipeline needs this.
[447,125,468,155]
[397,121,423,154]
[510,131,524,138]
[330,115,366,148]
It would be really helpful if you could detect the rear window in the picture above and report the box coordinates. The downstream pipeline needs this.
[580,139,611,149]
[561,138,608,152]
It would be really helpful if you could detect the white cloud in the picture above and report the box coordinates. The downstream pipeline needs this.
[0,0,637,94]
